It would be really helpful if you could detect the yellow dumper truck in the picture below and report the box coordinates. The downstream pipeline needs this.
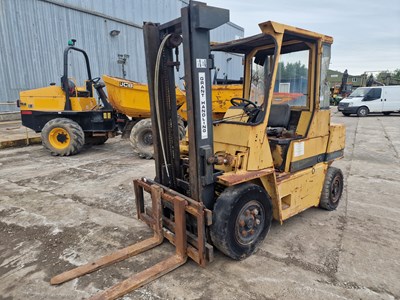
[18,41,242,157]
[103,75,242,158]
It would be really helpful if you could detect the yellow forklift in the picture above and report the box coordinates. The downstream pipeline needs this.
[50,2,345,298]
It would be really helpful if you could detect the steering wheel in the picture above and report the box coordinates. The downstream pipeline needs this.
[230,97,257,109]
[88,77,101,84]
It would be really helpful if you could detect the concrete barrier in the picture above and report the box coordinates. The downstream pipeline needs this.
[0,118,41,149]
[0,137,42,149]
[0,112,21,122]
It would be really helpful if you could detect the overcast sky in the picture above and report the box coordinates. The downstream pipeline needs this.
[205,0,400,75]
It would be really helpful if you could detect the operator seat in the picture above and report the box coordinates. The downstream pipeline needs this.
[267,104,291,136]
[62,79,76,97]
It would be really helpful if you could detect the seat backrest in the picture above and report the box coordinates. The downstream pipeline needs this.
[267,104,291,128]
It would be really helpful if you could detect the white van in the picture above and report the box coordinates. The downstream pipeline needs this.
[338,86,400,117]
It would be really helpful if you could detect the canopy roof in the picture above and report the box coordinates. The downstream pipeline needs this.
[211,21,333,55]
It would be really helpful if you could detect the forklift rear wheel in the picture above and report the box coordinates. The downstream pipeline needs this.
[130,119,154,159]
[356,106,369,117]
[42,118,84,156]
[319,167,344,211]
[210,183,273,260]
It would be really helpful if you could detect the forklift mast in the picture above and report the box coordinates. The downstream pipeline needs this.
[143,1,229,208]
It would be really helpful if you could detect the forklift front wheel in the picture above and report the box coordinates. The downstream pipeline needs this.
[210,183,273,260]
[41,118,84,156]
[319,167,344,211]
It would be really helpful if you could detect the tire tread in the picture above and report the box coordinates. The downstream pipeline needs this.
[130,118,153,159]
[210,183,273,260]
[319,167,344,211]
[41,118,84,156]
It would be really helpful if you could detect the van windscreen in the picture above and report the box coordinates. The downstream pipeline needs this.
[348,88,370,98]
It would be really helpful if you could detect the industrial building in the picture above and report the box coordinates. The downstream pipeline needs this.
[0,0,244,111]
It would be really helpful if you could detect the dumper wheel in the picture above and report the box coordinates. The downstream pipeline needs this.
[319,167,344,211]
[130,117,186,159]
[130,118,154,159]
[210,183,273,260]
[178,115,186,140]
[41,118,84,156]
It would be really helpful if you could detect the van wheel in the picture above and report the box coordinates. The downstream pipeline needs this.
[342,113,350,116]
[41,118,84,156]
[356,106,369,117]
[319,167,344,211]
[210,183,273,260]
[383,112,391,116]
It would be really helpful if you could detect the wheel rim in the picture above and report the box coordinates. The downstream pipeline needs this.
[235,200,265,245]
[331,175,342,203]
[49,128,70,149]
[140,129,153,146]
[359,108,367,116]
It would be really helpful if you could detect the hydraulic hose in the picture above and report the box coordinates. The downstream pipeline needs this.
[154,34,172,179]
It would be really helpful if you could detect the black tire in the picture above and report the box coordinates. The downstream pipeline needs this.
[130,117,186,159]
[319,167,344,211]
[85,136,108,145]
[41,118,84,156]
[356,106,369,117]
[178,115,186,140]
[130,118,154,159]
[383,112,391,116]
[342,112,351,116]
[210,183,273,260]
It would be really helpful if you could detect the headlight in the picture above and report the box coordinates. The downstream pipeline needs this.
[348,102,353,107]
